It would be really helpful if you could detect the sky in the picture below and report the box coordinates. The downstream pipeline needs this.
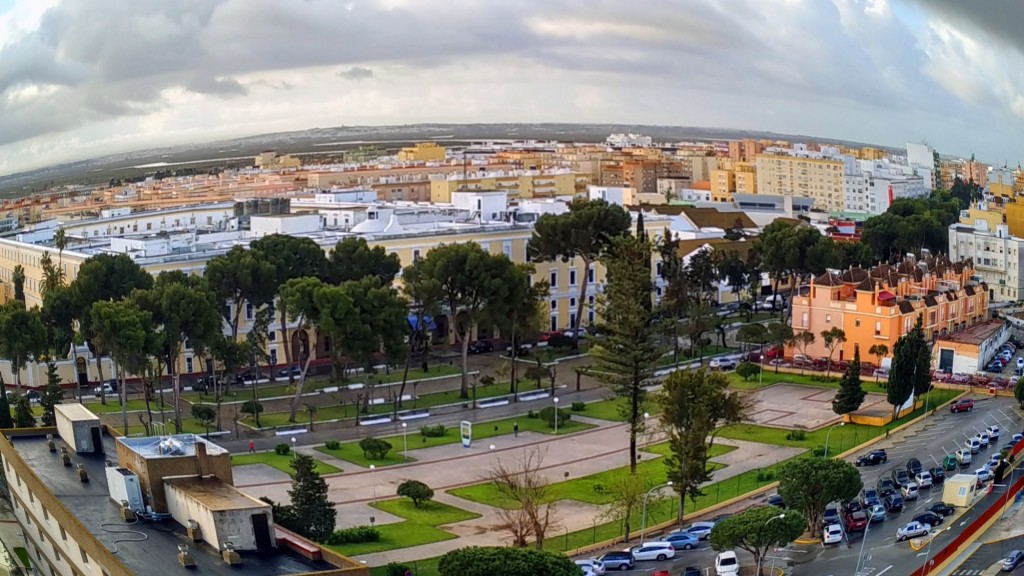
[1,0,1023,177]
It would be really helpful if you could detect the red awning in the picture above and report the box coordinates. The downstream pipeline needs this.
[878,290,896,300]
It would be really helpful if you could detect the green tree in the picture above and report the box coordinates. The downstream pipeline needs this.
[709,506,806,576]
[279,277,324,422]
[286,453,336,542]
[766,322,793,373]
[527,198,631,349]
[204,246,276,340]
[437,547,579,576]
[591,235,663,473]
[682,302,715,359]
[0,387,12,429]
[13,394,34,428]
[658,369,747,523]
[90,300,150,431]
[191,404,217,436]
[484,263,548,397]
[887,315,926,419]
[0,302,46,395]
[396,479,435,507]
[833,345,866,416]
[736,361,760,381]
[820,327,847,379]
[250,234,328,381]
[11,265,25,302]
[1016,376,1024,409]
[868,343,889,369]
[41,285,75,354]
[778,458,862,536]
[599,470,655,542]
[399,260,445,405]
[70,253,154,389]
[325,236,401,285]
[735,323,767,356]
[789,331,816,374]
[414,243,512,398]
[39,361,64,427]
[656,230,692,364]
[40,251,64,296]
[685,247,722,306]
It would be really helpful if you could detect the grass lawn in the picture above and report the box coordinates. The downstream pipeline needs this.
[656,345,737,367]
[727,370,841,390]
[256,385,513,428]
[81,398,173,414]
[316,416,597,468]
[576,397,629,422]
[231,452,340,476]
[113,418,215,437]
[13,547,30,569]
[449,442,736,509]
[329,498,481,556]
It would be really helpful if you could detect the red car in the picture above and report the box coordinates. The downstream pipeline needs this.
[845,510,868,532]
[950,399,975,413]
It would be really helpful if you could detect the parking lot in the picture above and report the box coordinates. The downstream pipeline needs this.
[980,339,1023,380]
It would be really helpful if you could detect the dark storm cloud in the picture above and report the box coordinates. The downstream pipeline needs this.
[337,66,374,81]
[908,0,1024,53]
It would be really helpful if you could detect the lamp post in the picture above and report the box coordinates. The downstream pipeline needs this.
[639,481,673,542]
[756,514,785,576]
[401,422,408,461]
[918,526,951,576]
[553,397,560,435]
[369,464,377,503]
[854,515,872,576]
[824,422,845,459]
[290,437,296,459]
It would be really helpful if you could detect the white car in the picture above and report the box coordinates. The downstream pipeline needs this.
[630,542,675,562]
[715,551,740,575]
[976,433,990,448]
[574,559,605,575]
[956,449,973,466]
[710,357,737,371]
[914,472,933,489]
[896,521,931,541]
[987,455,1002,470]
[976,468,993,483]
[682,522,716,540]
[901,482,919,500]
[823,523,843,545]
[988,426,1001,442]
[966,438,981,454]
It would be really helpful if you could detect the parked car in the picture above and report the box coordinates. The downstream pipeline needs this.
[976,468,993,483]
[1001,550,1024,572]
[951,399,975,413]
[682,568,702,576]
[661,531,700,550]
[913,512,944,527]
[901,483,919,501]
[856,450,888,467]
[907,458,923,476]
[884,494,904,513]
[915,471,933,489]
[867,504,887,522]
[956,449,973,466]
[823,505,841,527]
[877,478,897,498]
[629,542,675,562]
[715,551,740,576]
[823,524,844,545]
[276,365,301,377]
[845,511,868,532]
[988,426,1001,442]
[976,432,991,448]
[930,467,947,484]
[681,522,715,540]
[467,340,494,354]
[93,379,118,396]
[965,438,981,454]
[988,454,1003,470]
[861,488,881,508]
[597,551,634,571]
[891,468,911,488]
[575,559,606,576]
[709,357,737,371]
[896,521,931,541]
[766,494,786,509]
[1013,433,1024,444]
[928,502,955,516]
[845,499,862,514]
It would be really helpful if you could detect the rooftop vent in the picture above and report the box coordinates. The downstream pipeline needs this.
[177,544,195,568]
[187,519,202,543]
[76,462,88,483]
[222,542,241,566]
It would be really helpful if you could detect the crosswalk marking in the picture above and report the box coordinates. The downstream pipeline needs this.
[951,570,985,575]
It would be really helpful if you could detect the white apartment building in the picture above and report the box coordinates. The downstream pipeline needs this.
[843,158,928,215]
[906,142,937,190]
[948,221,1024,302]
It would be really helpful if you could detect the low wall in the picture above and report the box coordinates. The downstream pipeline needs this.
[847,401,922,427]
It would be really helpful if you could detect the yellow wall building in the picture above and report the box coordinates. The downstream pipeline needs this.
[959,203,1004,231]
[1006,203,1024,238]
[430,170,577,203]
[755,154,845,212]
[397,142,447,162]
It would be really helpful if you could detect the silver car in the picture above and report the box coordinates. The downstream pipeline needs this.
[1002,550,1024,572]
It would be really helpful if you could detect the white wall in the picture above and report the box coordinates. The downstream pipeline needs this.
[164,480,272,551]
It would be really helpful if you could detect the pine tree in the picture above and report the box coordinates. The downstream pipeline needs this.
[886,315,922,419]
[39,361,64,427]
[287,453,336,542]
[832,345,866,416]
[0,385,12,429]
[13,395,35,428]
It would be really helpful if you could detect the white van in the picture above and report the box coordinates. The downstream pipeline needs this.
[758,294,785,310]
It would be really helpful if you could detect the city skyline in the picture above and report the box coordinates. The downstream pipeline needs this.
[1,0,1023,177]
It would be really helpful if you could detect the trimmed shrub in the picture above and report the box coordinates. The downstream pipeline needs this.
[538,406,570,429]
[527,410,539,419]
[359,437,392,460]
[327,525,380,545]
[274,443,291,456]
[571,401,586,412]
[324,440,340,450]
[386,564,412,576]
[785,430,806,441]
[419,424,447,438]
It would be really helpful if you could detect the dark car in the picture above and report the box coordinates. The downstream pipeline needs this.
[682,568,702,576]
[928,502,955,516]
[877,478,897,498]
[597,551,634,571]
[276,365,301,377]
[907,458,923,476]
[892,468,911,488]
[884,494,904,513]
[930,467,947,485]
[467,340,494,354]
[951,399,975,413]
[845,499,863,514]
[861,488,881,508]
[913,512,944,526]
[856,450,888,467]
[766,494,786,509]
[823,505,841,526]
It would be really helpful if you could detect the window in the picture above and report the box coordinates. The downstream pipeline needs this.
[569,269,577,287]
[59,526,66,541]
[412,249,421,262]
[550,300,558,311]
[550,316,558,332]
[79,545,88,564]
[503,241,512,258]
[270,349,278,366]
[825,314,831,324]
[876,321,882,336]
[801,312,808,328]
[268,331,276,342]
[855,318,861,327]
[569,297,577,308]
[322,336,331,352]
[246,302,254,320]
[185,357,193,374]
[550,271,558,288]
[588,266,595,283]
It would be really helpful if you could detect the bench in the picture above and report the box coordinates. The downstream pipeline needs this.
[359,416,392,426]
[275,428,307,436]
[478,398,510,408]
[397,411,431,421]
[518,391,550,402]
[275,529,322,561]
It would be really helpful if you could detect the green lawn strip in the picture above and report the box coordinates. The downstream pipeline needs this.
[13,547,30,569]
[231,452,340,476]
[656,345,737,367]
[81,398,172,414]
[316,416,596,468]
[328,498,480,556]
[256,385,514,428]
[576,398,630,422]
[113,419,215,436]
[718,388,961,454]
[727,370,841,390]
[449,442,736,509]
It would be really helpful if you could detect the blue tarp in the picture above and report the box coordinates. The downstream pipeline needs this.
[407,314,437,331]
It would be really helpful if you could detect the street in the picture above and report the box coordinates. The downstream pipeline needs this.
[948,534,1024,575]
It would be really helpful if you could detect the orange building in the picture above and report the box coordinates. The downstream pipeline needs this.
[788,256,988,365]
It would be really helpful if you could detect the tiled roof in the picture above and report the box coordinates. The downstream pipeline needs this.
[842,268,868,284]
[855,278,874,291]
[815,272,845,286]
[965,285,976,296]
[898,301,916,314]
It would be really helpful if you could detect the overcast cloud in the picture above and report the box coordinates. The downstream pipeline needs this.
[0,0,1022,176]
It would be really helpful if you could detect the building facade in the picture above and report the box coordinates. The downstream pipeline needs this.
[755,153,845,212]
[948,222,1024,302]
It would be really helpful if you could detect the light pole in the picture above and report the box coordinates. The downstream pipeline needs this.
[756,514,785,576]
[369,464,377,503]
[553,397,560,435]
[854,518,872,576]
[918,526,951,576]
[401,422,408,461]
[639,481,673,542]
[290,437,296,459]
[824,422,845,459]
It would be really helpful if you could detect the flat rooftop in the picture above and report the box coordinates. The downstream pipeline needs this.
[938,319,1004,346]
[11,433,336,576]
[164,476,267,511]
[119,434,229,459]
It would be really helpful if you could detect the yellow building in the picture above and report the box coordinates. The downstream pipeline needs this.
[430,169,577,203]
[710,169,734,203]
[958,202,1004,231]
[1006,203,1024,238]
[397,142,447,162]
[755,154,845,212]
[254,151,301,169]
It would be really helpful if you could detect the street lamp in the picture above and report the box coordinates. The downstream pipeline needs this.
[824,422,845,459]
[639,481,673,542]
[918,526,951,576]
[854,513,873,576]
[369,464,377,503]
[553,397,560,435]
[291,437,296,459]
[401,422,408,461]
[756,514,785,576]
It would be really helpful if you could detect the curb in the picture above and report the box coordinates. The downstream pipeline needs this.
[794,537,820,544]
